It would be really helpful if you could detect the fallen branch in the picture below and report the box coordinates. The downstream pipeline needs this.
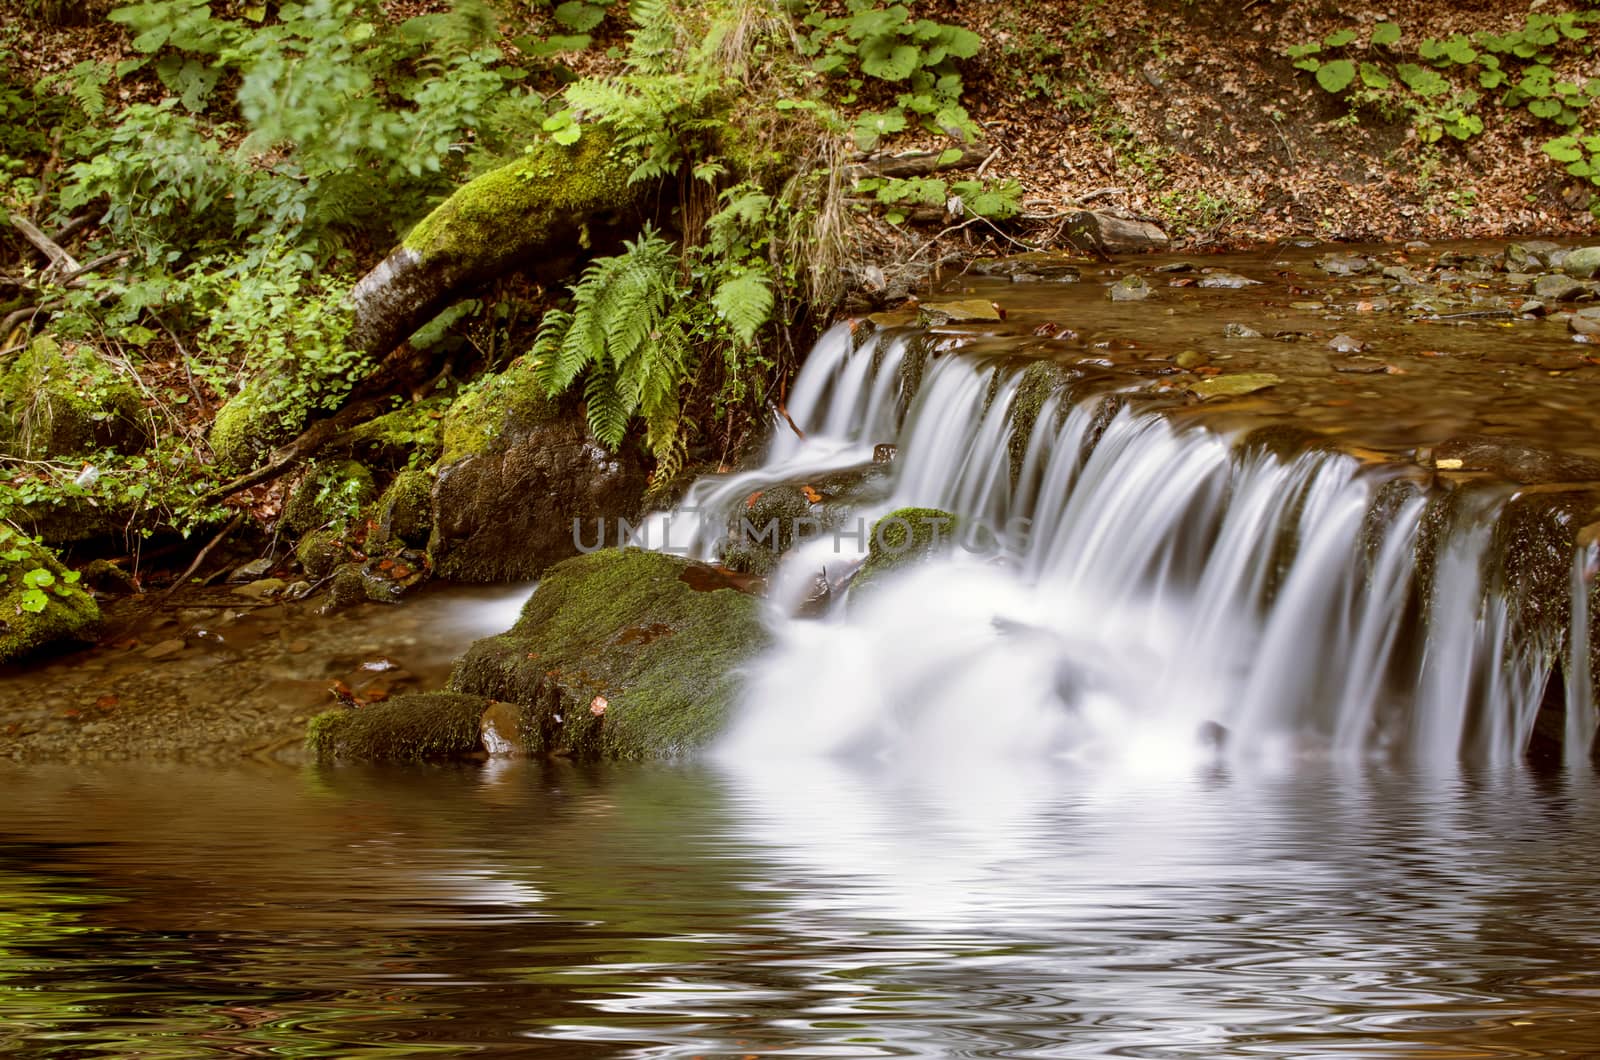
[9,215,81,277]
[159,512,244,599]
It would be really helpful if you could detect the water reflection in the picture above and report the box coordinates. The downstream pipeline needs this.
[2,760,1600,1057]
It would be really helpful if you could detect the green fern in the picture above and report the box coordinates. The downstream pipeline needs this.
[530,225,692,457]
[711,269,774,345]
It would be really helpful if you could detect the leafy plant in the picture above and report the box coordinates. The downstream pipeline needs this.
[1287,12,1600,184]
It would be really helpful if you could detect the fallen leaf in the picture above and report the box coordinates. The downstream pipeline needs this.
[590,695,608,717]
[802,485,822,503]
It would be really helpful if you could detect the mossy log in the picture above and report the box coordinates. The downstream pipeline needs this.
[348,129,645,361]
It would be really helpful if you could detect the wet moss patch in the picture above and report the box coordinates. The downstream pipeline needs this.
[306,692,490,762]
[449,548,769,761]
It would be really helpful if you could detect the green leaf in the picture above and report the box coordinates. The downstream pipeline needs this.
[1316,59,1356,93]
[1529,98,1564,119]
[1359,62,1390,89]
[553,125,582,145]
[19,588,47,614]
[1371,22,1401,46]
[859,40,921,81]
[554,1,605,33]
[711,270,774,345]
[1323,29,1357,48]
[1543,135,1584,162]
[936,148,964,166]
[22,568,55,589]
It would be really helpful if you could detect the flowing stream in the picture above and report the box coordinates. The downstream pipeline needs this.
[5,242,1600,1056]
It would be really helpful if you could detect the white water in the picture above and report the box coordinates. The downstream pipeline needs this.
[650,322,1596,767]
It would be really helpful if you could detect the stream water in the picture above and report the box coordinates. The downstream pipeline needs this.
[5,241,1600,1056]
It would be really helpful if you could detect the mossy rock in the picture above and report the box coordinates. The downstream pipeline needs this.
[402,129,639,271]
[306,692,491,762]
[1009,360,1075,485]
[295,527,350,581]
[340,399,447,468]
[0,337,148,460]
[282,460,378,536]
[437,358,562,465]
[373,468,434,548]
[722,484,832,577]
[0,533,100,663]
[449,548,770,761]
[209,380,295,474]
[849,506,958,596]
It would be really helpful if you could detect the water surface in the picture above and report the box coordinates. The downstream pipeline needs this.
[4,759,1600,1057]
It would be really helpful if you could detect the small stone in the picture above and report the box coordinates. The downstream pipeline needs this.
[1108,275,1153,302]
[1327,334,1366,353]
[1570,307,1600,336]
[1521,300,1548,317]
[286,640,311,654]
[1504,240,1562,271]
[1197,270,1262,289]
[918,299,1003,324]
[1532,274,1588,302]
[1154,261,1196,273]
[479,701,523,756]
[1191,373,1281,399]
[143,638,186,660]
[1222,323,1261,339]
[1562,246,1600,279]
[1381,265,1419,284]
[1315,254,1370,276]
[227,558,274,584]
[232,578,287,600]
[1176,349,1211,369]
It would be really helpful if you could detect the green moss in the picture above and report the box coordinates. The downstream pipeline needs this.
[295,527,349,581]
[0,535,100,663]
[450,548,769,761]
[721,483,832,577]
[0,337,148,460]
[341,399,446,467]
[850,506,958,596]
[282,460,378,536]
[403,128,639,268]
[438,358,562,465]
[375,468,434,547]
[1238,423,1336,462]
[306,692,490,762]
[1009,360,1074,485]
[209,381,293,473]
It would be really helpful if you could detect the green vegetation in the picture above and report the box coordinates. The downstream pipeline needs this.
[1288,11,1600,193]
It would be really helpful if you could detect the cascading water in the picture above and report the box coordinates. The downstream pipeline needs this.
[648,322,1597,767]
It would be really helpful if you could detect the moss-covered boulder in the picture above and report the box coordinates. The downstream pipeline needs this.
[373,468,433,548]
[848,507,959,596]
[282,460,378,536]
[307,692,491,762]
[0,337,148,459]
[0,532,100,663]
[427,359,648,582]
[449,548,770,760]
[339,399,446,468]
[209,380,292,473]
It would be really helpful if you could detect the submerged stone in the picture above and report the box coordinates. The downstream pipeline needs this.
[1315,254,1370,276]
[849,507,960,596]
[919,299,1002,324]
[307,692,491,762]
[1562,246,1600,279]
[1532,274,1590,303]
[449,549,769,760]
[1108,274,1153,302]
[1191,372,1281,399]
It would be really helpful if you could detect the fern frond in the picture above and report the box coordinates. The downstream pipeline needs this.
[583,358,631,447]
[711,268,774,345]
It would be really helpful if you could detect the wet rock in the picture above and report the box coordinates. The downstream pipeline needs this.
[80,559,137,595]
[1429,436,1600,484]
[1063,209,1169,253]
[1197,270,1262,289]
[306,692,492,762]
[722,483,843,578]
[1177,349,1211,368]
[1154,261,1195,273]
[479,700,523,756]
[1108,274,1153,302]
[295,529,348,581]
[448,549,770,760]
[1562,246,1600,279]
[919,299,1002,324]
[1290,301,1325,311]
[284,581,313,601]
[1532,274,1590,302]
[1222,323,1261,339]
[1191,373,1281,399]
[428,360,648,582]
[1438,251,1496,273]
[873,443,898,464]
[228,558,275,584]
[0,534,100,663]
[232,578,286,600]
[1568,306,1600,336]
[372,469,433,549]
[1504,240,1563,271]
[1315,254,1370,276]
[143,638,186,660]
[849,507,960,596]
[971,252,1081,281]
[1327,334,1367,353]
[1521,299,1549,317]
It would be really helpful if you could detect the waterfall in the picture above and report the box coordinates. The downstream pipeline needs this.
[651,322,1597,766]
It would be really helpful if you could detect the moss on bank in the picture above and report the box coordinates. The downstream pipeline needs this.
[0,534,100,663]
[437,358,562,465]
[306,692,490,762]
[0,337,147,460]
[450,548,769,760]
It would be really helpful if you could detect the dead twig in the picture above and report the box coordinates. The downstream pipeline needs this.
[159,512,244,599]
